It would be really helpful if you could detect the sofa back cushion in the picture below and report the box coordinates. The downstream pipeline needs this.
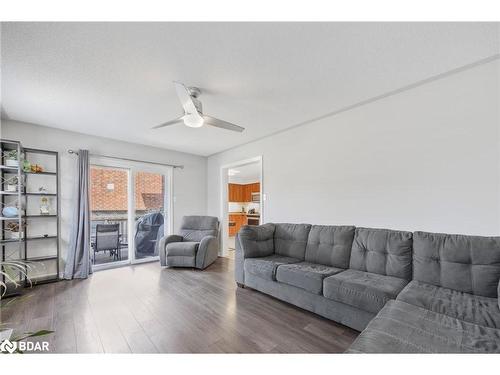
[180,215,219,242]
[349,227,413,280]
[305,225,355,268]
[274,223,312,260]
[238,223,275,258]
[413,231,500,298]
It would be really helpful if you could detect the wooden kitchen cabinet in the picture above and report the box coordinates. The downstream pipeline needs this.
[249,182,260,194]
[243,184,251,202]
[229,214,247,236]
[228,183,244,202]
[228,182,260,202]
[228,184,237,202]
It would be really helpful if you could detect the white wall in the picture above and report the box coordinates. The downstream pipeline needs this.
[0,120,207,268]
[208,60,500,236]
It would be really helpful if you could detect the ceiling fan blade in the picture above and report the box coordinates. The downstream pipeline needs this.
[152,117,183,129]
[173,81,200,115]
[203,115,245,133]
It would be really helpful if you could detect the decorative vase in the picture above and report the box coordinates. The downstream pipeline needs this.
[2,206,18,218]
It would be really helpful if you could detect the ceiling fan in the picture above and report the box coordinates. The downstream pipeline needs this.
[152,82,245,133]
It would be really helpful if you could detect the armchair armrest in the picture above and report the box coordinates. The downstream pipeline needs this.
[159,234,183,266]
[237,223,275,258]
[196,235,219,269]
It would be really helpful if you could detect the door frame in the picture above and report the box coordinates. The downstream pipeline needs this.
[219,156,263,257]
[90,156,173,270]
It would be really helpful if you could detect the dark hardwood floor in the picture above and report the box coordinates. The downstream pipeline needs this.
[0,257,358,353]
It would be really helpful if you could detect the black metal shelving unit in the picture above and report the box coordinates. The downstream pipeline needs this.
[1,140,60,296]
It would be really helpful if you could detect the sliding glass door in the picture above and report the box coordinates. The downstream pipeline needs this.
[132,170,167,262]
[90,160,172,269]
[90,165,130,266]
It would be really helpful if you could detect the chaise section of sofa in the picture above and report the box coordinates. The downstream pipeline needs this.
[347,230,500,353]
[397,281,500,329]
[346,299,500,353]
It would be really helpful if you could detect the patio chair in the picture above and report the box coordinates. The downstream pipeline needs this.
[93,224,121,263]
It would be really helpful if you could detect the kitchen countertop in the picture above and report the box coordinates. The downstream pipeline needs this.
[228,212,260,216]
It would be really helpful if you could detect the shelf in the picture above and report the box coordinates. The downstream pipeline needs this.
[0,235,57,244]
[28,275,59,285]
[27,255,58,262]
[0,238,22,243]
[2,169,57,175]
[0,215,57,220]
[0,165,19,171]
[25,192,57,196]
[0,191,21,195]
[27,235,57,241]
[25,214,57,218]
[1,191,57,196]
[25,171,57,175]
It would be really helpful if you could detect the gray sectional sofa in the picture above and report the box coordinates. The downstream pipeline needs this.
[234,223,500,353]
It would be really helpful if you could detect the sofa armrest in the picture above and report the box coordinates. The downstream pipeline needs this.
[159,234,183,266]
[196,235,219,269]
[497,279,500,310]
[238,223,275,258]
[234,233,245,284]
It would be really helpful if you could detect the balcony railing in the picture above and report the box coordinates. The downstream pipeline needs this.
[91,210,164,266]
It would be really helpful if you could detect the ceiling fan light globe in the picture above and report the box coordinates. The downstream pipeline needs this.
[183,114,204,128]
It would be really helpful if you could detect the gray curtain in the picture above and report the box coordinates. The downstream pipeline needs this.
[64,149,92,279]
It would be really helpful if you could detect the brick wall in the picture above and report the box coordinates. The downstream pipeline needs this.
[90,167,164,211]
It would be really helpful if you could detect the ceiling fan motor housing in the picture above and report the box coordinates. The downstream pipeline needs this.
[190,95,203,113]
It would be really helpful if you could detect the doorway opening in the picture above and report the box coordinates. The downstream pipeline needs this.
[220,156,263,259]
[89,159,172,271]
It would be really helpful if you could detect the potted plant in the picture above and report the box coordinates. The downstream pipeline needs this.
[1,260,54,353]
[4,150,19,168]
[22,159,31,173]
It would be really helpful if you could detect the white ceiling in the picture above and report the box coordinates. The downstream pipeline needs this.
[1,22,499,156]
[228,162,260,184]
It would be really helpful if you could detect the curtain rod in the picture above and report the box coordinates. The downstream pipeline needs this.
[67,150,184,169]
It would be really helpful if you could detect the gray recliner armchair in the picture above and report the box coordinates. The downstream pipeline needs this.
[159,215,219,269]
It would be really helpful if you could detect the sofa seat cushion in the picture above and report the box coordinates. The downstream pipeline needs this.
[397,280,500,329]
[323,269,408,314]
[244,255,301,281]
[346,300,500,353]
[275,262,344,295]
[166,241,199,257]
